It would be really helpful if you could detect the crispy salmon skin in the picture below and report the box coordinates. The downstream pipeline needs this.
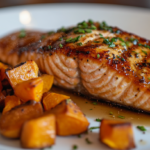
[1,20,150,112]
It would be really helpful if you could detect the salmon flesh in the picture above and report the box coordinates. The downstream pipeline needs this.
[1,21,150,112]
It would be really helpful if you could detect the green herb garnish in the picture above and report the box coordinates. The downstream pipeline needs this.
[132,51,139,54]
[92,102,97,105]
[59,37,63,41]
[97,54,100,59]
[109,111,113,115]
[66,99,71,104]
[89,126,99,131]
[94,41,100,43]
[120,42,126,46]
[88,19,93,24]
[118,115,125,119]
[48,45,52,49]
[66,35,81,43]
[95,118,101,122]
[85,29,92,33]
[19,30,26,38]
[117,55,121,58]
[142,50,147,55]
[77,42,82,46]
[90,25,97,30]
[48,31,55,35]
[41,35,46,40]
[85,138,92,144]
[74,29,85,34]
[99,33,103,38]
[137,126,146,132]
[59,43,63,48]
[72,145,78,150]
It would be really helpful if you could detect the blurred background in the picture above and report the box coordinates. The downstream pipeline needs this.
[0,0,150,8]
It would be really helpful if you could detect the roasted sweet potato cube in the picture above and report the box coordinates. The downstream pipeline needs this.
[43,92,70,111]
[6,60,39,88]
[14,77,43,102]
[100,119,135,150]
[41,74,54,93]
[21,114,56,148]
[2,95,21,115]
[0,62,8,81]
[0,101,43,138]
[49,99,89,136]
[0,92,6,112]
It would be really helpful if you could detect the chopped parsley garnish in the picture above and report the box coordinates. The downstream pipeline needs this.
[88,19,94,24]
[142,50,147,55]
[66,35,81,43]
[125,41,130,46]
[109,43,115,48]
[120,42,126,46]
[116,30,121,34]
[130,38,138,45]
[41,35,46,40]
[97,54,100,59]
[109,111,113,115]
[100,21,113,32]
[48,45,52,49]
[92,102,97,105]
[99,33,103,38]
[117,55,121,58]
[78,134,81,138]
[72,145,78,150]
[95,118,101,122]
[111,37,118,42]
[59,43,63,48]
[90,25,97,30]
[121,57,125,61]
[74,29,85,34]
[19,30,26,38]
[59,37,63,41]
[85,29,92,33]
[77,42,82,46]
[103,38,115,48]
[118,37,124,42]
[89,126,99,131]
[58,27,66,32]
[94,41,100,43]
[137,126,146,132]
[48,31,55,35]
[66,99,71,104]
[132,51,139,54]
[118,115,125,119]
[85,138,92,144]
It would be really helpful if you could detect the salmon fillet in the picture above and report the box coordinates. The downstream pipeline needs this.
[1,21,150,112]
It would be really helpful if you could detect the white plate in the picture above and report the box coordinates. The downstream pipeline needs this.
[0,3,150,150]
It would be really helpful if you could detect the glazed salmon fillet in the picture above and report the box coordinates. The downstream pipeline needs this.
[1,21,150,112]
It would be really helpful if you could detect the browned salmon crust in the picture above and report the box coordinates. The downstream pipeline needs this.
[1,21,150,112]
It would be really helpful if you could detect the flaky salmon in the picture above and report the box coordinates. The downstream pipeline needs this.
[1,21,150,112]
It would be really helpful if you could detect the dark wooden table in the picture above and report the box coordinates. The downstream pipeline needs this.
[0,0,150,9]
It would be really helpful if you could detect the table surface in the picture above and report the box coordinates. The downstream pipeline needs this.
[0,0,150,9]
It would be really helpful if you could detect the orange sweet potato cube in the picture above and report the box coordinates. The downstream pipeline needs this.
[43,92,70,111]
[6,60,39,88]
[49,99,89,136]
[14,77,43,102]
[21,114,56,148]
[100,119,135,150]
[0,62,8,81]
[41,74,54,93]
[0,101,43,138]
[2,95,21,115]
